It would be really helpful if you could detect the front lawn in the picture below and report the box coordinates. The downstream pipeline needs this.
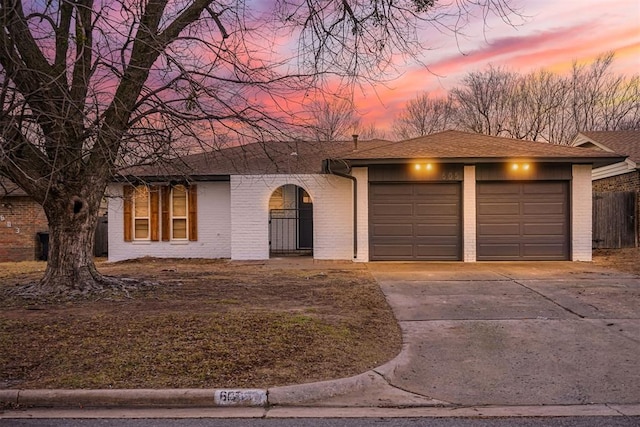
[0,258,401,389]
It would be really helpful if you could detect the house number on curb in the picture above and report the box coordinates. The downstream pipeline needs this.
[214,389,267,406]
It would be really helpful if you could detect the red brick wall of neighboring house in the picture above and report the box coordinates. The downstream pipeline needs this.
[593,170,640,244]
[0,197,49,262]
[593,170,640,192]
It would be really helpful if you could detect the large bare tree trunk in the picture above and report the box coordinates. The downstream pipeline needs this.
[36,183,109,295]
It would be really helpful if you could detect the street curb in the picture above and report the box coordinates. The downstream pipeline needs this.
[268,370,379,406]
[1,389,265,408]
[0,372,376,409]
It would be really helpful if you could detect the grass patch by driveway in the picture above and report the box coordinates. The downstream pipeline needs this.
[0,258,401,389]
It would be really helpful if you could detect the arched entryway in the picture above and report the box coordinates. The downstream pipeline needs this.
[268,184,313,256]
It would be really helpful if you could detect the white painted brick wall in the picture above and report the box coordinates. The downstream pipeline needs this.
[230,175,353,260]
[107,182,231,262]
[463,165,477,262]
[572,164,593,261]
[352,167,369,262]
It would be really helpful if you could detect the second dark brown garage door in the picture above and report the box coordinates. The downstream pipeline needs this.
[369,183,462,261]
[476,181,569,260]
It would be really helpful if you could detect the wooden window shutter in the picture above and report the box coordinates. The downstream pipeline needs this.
[150,186,160,241]
[188,184,198,241]
[161,186,170,241]
[123,185,133,242]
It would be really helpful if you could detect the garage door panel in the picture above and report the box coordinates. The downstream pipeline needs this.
[523,202,564,215]
[477,223,520,236]
[371,184,413,196]
[477,202,520,215]
[477,181,569,261]
[371,203,414,216]
[371,244,414,258]
[523,222,565,236]
[477,243,521,258]
[416,244,460,258]
[415,185,459,196]
[370,183,461,261]
[523,182,566,194]
[372,223,414,236]
[522,243,568,258]
[416,224,459,237]
[478,182,521,195]
[416,202,459,216]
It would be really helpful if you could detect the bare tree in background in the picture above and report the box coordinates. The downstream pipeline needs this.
[0,0,521,295]
[392,92,456,139]
[451,66,516,137]
[569,53,640,136]
[451,52,639,144]
[354,122,387,140]
[307,98,359,141]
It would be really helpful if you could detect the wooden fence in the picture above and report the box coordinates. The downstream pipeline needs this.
[592,191,637,249]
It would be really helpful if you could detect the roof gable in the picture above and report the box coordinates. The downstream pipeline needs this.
[572,130,640,164]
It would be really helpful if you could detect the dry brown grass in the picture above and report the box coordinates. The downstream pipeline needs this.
[0,258,401,390]
[593,247,640,276]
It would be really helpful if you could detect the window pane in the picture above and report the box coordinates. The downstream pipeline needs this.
[173,219,187,239]
[135,219,149,239]
[134,187,149,216]
[173,186,187,217]
[269,187,283,210]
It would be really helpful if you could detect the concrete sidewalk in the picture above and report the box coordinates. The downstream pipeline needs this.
[1,261,639,417]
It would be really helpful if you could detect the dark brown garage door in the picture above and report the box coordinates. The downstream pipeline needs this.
[369,183,461,261]
[476,181,569,261]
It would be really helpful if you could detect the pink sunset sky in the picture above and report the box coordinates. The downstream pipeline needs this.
[349,0,640,132]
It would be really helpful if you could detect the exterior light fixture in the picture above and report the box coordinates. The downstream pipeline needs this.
[510,162,532,172]
[414,163,434,171]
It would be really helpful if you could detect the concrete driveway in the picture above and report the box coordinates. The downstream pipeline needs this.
[363,262,640,406]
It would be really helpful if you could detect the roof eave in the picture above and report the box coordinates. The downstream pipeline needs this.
[337,156,627,169]
[114,174,231,183]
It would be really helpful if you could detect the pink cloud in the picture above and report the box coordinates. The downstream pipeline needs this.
[351,13,639,131]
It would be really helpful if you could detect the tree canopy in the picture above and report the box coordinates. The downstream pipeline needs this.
[0,0,520,294]
[394,53,640,143]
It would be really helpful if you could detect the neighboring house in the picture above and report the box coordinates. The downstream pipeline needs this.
[572,130,640,247]
[0,178,110,262]
[0,179,49,262]
[107,130,624,263]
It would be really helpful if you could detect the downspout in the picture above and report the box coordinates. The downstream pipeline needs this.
[323,136,359,259]
[327,166,357,260]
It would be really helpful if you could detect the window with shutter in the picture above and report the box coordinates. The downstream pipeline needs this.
[133,186,150,240]
[171,185,188,240]
[124,183,195,242]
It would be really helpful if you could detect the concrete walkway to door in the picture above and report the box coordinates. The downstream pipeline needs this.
[320,262,640,407]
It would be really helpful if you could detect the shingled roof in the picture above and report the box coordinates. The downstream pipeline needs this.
[573,130,640,165]
[121,130,625,179]
[338,131,625,167]
[121,138,393,178]
[0,178,28,197]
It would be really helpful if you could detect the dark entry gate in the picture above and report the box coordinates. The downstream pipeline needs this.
[269,207,313,255]
[593,191,637,248]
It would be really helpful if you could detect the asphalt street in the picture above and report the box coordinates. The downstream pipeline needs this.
[2,415,639,427]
